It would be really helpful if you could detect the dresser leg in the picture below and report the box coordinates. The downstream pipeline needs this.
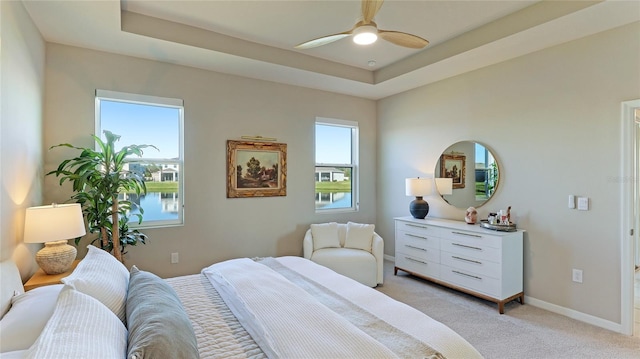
[394,267,398,275]
[498,302,505,314]
[519,293,525,305]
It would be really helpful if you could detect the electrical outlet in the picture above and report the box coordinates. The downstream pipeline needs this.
[171,252,179,264]
[572,269,583,283]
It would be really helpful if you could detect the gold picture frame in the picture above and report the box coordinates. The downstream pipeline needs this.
[440,153,466,189]
[227,140,287,198]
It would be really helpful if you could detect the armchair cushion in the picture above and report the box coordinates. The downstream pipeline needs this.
[310,222,340,250]
[344,222,375,252]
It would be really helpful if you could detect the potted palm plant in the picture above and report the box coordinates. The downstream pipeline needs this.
[48,131,157,262]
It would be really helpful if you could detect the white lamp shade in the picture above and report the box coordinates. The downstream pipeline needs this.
[405,178,432,197]
[435,177,453,195]
[24,204,86,244]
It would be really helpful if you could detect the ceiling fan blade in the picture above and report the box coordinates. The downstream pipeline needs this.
[295,32,351,49]
[362,0,384,24]
[379,30,429,49]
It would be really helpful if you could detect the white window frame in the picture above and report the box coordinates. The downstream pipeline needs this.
[95,89,184,228]
[315,117,359,213]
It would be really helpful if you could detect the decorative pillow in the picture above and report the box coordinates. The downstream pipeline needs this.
[24,284,127,358]
[344,222,375,252]
[61,245,129,323]
[126,266,199,359]
[0,285,63,352]
[310,222,340,250]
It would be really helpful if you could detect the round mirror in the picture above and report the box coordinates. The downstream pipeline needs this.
[434,141,499,209]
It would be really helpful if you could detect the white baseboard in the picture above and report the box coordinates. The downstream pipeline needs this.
[384,254,624,334]
[525,296,623,334]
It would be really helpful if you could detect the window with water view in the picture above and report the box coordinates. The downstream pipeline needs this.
[96,90,184,228]
[315,119,358,212]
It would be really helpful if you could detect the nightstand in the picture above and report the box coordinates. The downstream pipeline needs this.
[24,259,81,291]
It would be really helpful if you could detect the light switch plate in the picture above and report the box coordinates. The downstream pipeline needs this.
[577,197,589,211]
[568,195,575,209]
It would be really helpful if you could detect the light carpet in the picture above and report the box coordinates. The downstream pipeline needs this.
[376,260,640,359]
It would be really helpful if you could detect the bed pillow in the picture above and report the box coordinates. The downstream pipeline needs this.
[310,222,340,250]
[126,266,199,359]
[0,285,63,352]
[24,284,127,358]
[61,245,129,323]
[344,222,375,252]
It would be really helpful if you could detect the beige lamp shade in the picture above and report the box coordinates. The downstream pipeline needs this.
[435,177,453,195]
[405,177,432,197]
[24,204,86,274]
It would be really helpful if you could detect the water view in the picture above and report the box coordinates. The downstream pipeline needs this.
[126,192,180,222]
[315,191,352,210]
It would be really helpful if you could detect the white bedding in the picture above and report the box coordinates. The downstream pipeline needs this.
[169,256,482,359]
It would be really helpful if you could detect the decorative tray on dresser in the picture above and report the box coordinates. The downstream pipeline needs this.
[394,216,525,314]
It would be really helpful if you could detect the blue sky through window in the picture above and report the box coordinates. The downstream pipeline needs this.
[100,100,180,159]
[315,124,352,164]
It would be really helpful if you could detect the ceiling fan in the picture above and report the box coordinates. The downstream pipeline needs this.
[295,0,429,50]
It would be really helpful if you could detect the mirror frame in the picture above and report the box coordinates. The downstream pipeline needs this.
[434,141,500,209]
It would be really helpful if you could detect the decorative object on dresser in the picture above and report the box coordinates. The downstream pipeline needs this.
[394,216,525,314]
[464,207,478,224]
[23,204,86,274]
[405,177,432,219]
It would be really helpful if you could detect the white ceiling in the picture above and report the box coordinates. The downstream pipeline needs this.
[22,0,640,100]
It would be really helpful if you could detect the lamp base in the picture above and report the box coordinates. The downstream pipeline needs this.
[35,240,77,275]
[410,196,430,219]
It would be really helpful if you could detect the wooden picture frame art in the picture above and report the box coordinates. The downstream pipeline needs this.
[227,140,287,198]
[440,153,466,189]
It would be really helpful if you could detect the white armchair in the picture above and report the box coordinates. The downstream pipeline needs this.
[303,222,384,287]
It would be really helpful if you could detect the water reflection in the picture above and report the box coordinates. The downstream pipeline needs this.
[124,192,179,221]
[315,191,351,210]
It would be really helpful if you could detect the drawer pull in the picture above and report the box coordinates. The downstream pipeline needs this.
[452,256,482,265]
[452,270,482,280]
[452,243,483,251]
[406,233,428,240]
[451,231,482,238]
[406,223,429,229]
[405,257,427,265]
[405,245,427,251]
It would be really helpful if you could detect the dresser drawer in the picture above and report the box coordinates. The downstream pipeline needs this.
[440,265,499,298]
[397,229,440,250]
[396,240,440,263]
[395,254,439,279]
[441,238,501,263]
[441,228,502,249]
[396,221,442,237]
[441,250,501,279]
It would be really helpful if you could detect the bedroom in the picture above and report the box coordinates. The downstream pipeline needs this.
[1,0,639,354]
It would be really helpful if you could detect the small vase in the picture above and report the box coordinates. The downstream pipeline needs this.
[465,207,478,224]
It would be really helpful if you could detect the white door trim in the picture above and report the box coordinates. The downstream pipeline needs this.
[621,99,639,336]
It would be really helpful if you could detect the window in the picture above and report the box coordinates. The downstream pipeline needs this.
[474,143,497,201]
[315,118,358,212]
[96,90,184,228]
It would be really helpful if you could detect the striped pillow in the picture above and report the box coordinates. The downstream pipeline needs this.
[62,245,129,322]
[24,284,127,358]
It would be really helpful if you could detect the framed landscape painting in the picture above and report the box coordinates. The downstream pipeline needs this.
[227,140,287,198]
[440,153,466,189]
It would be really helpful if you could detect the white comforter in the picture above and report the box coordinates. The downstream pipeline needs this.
[198,256,482,359]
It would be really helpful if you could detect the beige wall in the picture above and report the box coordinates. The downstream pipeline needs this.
[377,22,640,325]
[0,1,45,280]
[43,44,377,278]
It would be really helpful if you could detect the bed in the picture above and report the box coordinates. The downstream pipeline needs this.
[0,246,482,359]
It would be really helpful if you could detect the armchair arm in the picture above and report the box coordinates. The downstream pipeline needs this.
[371,233,384,285]
[303,229,313,259]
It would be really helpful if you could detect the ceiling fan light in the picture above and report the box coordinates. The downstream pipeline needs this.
[353,25,378,45]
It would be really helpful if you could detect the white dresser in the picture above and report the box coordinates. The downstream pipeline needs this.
[394,216,524,314]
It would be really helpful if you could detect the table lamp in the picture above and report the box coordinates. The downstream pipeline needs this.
[405,177,432,219]
[435,177,453,196]
[24,203,86,275]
